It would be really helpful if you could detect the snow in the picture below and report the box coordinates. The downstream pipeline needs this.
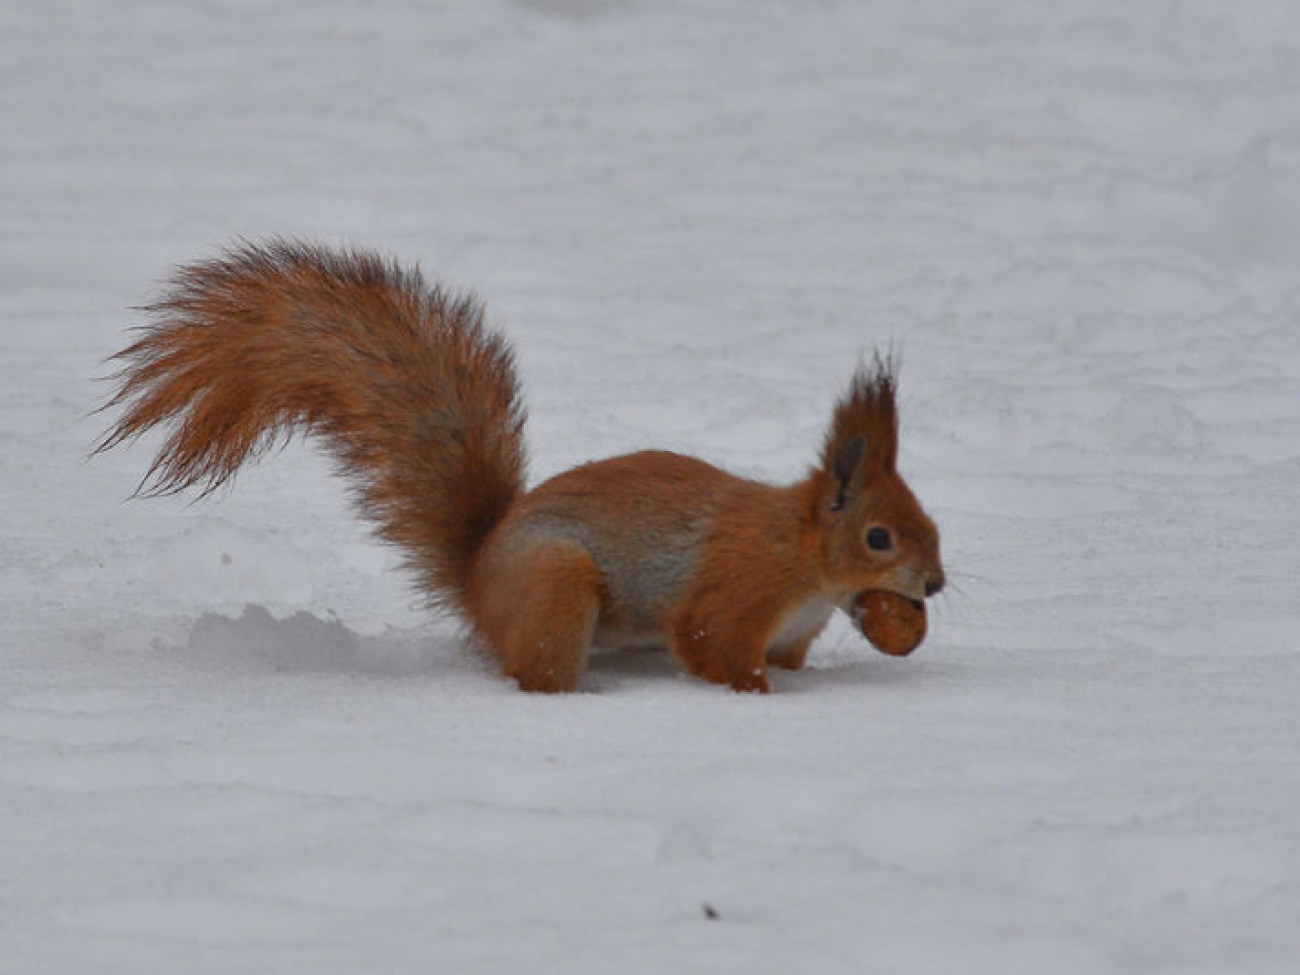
[3,0,1299,971]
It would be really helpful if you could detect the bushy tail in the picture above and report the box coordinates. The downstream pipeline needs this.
[97,239,527,611]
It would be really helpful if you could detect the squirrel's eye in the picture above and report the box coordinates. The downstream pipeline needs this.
[866,526,893,552]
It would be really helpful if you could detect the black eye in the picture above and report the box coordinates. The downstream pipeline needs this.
[866,526,892,551]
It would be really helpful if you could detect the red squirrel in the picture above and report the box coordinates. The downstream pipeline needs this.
[99,240,944,692]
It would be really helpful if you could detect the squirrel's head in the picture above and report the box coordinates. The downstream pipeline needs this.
[813,356,945,604]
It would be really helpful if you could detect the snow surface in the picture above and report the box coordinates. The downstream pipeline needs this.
[4,1,1300,971]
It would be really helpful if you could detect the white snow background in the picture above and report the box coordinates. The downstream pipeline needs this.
[3,1,1299,972]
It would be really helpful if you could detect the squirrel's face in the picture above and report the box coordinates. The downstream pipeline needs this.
[821,466,945,604]
[817,361,943,606]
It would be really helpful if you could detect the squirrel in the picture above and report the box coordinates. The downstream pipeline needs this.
[98,240,944,692]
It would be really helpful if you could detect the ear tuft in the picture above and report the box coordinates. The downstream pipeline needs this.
[820,352,899,493]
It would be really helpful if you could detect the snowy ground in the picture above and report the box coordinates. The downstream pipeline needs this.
[4,1,1300,971]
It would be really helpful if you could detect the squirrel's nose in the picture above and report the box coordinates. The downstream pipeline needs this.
[924,570,945,598]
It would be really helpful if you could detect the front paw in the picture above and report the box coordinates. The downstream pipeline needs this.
[727,666,771,693]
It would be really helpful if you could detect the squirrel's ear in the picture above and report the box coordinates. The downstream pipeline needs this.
[829,435,866,512]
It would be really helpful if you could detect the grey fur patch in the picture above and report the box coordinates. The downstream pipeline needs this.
[496,513,704,640]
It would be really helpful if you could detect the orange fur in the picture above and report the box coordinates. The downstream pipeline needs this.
[99,240,944,692]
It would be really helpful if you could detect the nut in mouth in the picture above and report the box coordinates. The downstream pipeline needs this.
[852,589,928,657]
